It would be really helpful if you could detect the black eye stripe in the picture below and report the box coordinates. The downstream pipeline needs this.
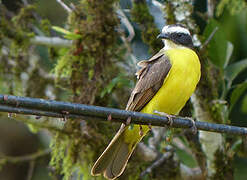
[168,32,193,48]
[168,32,189,38]
[174,33,186,36]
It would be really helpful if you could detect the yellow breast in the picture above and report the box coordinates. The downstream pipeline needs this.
[141,48,201,115]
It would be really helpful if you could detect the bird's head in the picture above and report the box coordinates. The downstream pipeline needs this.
[158,24,193,49]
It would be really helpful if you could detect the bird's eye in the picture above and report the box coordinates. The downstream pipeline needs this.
[177,33,183,37]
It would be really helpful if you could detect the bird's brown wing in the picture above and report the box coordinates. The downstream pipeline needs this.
[126,51,172,111]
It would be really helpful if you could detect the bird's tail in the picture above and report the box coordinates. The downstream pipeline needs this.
[91,124,141,180]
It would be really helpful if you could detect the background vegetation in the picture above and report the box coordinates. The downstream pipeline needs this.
[0,0,247,179]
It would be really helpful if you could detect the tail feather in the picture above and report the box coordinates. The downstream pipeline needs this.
[104,141,130,179]
[91,135,123,175]
[91,125,137,179]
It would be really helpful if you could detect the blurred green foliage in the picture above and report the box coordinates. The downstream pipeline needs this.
[0,0,247,179]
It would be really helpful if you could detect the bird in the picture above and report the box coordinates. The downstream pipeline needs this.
[91,24,201,179]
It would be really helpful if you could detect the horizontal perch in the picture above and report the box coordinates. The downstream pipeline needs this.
[0,94,246,135]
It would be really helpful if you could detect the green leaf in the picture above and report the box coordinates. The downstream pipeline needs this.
[225,59,247,86]
[52,26,71,35]
[64,33,82,40]
[52,26,81,40]
[100,75,133,98]
[241,94,247,113]
[203,19,228,69]
[230,81,247,112]
[224,41,234,68]
[230,139,242,152]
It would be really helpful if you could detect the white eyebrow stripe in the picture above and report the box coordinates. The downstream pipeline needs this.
[162,26,190,35]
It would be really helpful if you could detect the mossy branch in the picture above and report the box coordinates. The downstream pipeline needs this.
[0,94,247,136]
[0,148,50,163]
[30,36,72,47]
[131,0,163,53]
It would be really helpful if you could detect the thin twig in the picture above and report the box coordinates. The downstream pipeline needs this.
[30,36,72,47]
[56,0,72,13]
[0,94,247,135]
[0,148,51,163]
[117,8,135,42]
[140,152,173,177]
[21,0,42,22]
[26,161,35,180]
[152,0,165,9]
[200,26,218,51]
[5,115,68,134]
[21,0,29,6]
[207,0,215,18]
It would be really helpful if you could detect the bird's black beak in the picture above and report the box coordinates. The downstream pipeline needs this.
[157,33,169,39]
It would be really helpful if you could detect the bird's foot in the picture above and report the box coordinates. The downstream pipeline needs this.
[107,114,112,121]
[154,110,175,126]
[185,117,197,134]
[126,116,131,125]
[139,125,144,136]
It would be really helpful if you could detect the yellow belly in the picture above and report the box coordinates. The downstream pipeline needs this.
[123,47,201,147]
[141,48,201,115]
